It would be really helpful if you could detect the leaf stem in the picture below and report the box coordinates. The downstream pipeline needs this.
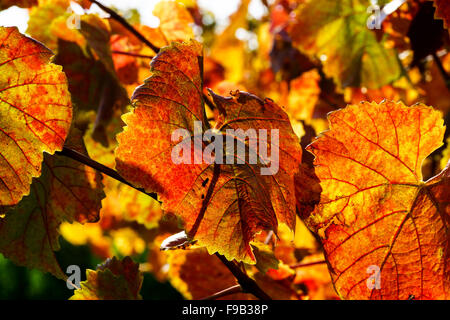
[56,147,158,201]
[87,0,160,53]
[215,253,272,300]
[200,284,242,300]
[432,52,450,90]
[290,260,326,269]
[111,50,154,59]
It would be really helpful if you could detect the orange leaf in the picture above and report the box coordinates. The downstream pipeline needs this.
[115,40,302,263]
[306,101,449,299]
[70,256,143,300]
[0,27,72,211]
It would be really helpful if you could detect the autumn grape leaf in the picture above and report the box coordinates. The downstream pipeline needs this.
[0,26,72,211]
[70,256,143,300]
[288,0,402,89]
[0,129,104,279]
[115,40,302,264]
[28,0,96,48]
[54,40,117,114]
[305,101,449,299]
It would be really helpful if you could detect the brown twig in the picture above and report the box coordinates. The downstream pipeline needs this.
[290,260,326,269]
[200,284,242,300]
[87,0,160,53]
[111,50,154,59]
[203,91,216,110]
[432,52,450,90]
[56,147,158,201]
[215,253,272,300]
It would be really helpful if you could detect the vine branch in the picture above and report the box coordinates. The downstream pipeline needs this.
[56,147,158,201]
[111,50,154,59]
[432,52,450,90]
[290,260,326,269]
[200,284,242,300]
[215,253,272,300]
[87,0,160,53]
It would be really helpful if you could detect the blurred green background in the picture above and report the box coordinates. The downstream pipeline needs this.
[0,238,183,300]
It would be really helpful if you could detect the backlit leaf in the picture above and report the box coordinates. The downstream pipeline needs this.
[0,26,72,211]
[288,0,402,89]
[0,130,104,279]
[70,256,143,300]
[306,101,449,299]
[115,40,302,264]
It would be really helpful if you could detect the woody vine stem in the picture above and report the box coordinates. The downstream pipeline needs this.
[58,0,272,300]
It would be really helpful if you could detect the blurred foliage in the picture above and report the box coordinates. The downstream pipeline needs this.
[0,239,182,300]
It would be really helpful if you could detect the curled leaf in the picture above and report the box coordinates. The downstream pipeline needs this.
[70,256,143,300]
[115,40,302,263]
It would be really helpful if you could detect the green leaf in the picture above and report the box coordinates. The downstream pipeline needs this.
[289,0,402,89]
